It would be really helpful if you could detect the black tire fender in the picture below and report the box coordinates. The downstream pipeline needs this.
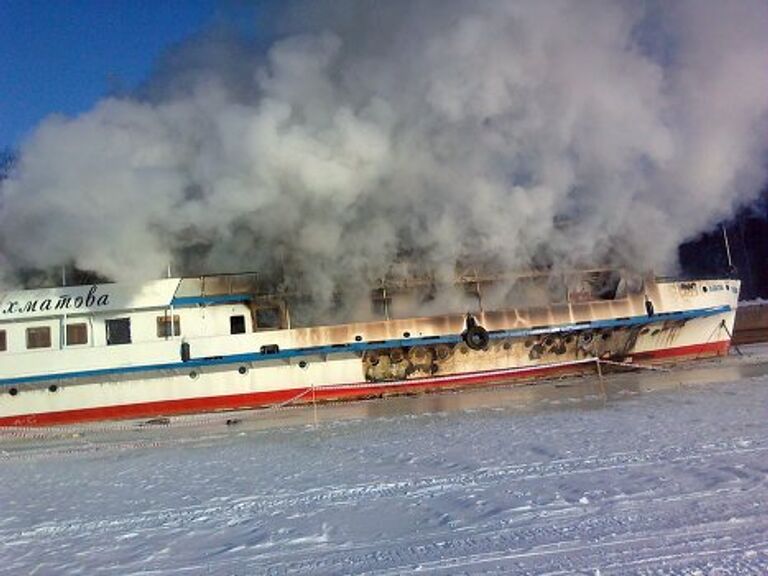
[463,325,490,351]
[578,331,595,351]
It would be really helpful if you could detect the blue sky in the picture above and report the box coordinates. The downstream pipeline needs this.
[0,0,229,149]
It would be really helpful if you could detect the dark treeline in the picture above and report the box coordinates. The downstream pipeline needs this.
[680,186,768,301]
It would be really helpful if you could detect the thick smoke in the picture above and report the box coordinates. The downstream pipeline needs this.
[1,0,767,316]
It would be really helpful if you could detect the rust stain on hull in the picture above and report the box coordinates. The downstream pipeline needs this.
[292,292,650,349]
[362,316,691,383]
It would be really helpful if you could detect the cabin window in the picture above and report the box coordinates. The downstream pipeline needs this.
[66,323,88,346]
[230,315,246,335]
[26,326,51,349]
[0,330,6,352]
[255,307,281,330]
[106,318,131,345]
[157,314,181,338]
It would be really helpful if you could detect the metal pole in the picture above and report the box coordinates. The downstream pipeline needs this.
[312,382,318,427]
[722,224,733,271]
[595,358,607,403]
[476,281,483,312]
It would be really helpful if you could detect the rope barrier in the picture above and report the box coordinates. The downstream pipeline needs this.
[720,320,743,356]
[597,358,670,372]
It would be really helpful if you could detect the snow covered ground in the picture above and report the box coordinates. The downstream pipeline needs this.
[2,352,768,575]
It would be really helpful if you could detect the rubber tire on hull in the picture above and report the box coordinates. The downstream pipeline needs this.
[463,325,490,351]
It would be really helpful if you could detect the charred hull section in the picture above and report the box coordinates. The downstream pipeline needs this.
[362,316,700,383]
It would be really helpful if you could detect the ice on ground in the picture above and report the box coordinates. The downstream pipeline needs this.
[2,352,768,575]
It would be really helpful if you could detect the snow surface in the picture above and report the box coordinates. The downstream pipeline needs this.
[2,353,768,575]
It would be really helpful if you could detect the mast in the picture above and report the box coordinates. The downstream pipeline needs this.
[722,224,735,276]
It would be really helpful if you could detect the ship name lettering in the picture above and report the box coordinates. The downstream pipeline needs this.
[13,286,112,315]
[55,296,72,310]
[85,286,97,307]
[84,286,109,307]
[2,286,112,316]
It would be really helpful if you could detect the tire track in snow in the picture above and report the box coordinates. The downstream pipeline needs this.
[3,437,765,543]
[4,376,768,574]
[4,439,768,575]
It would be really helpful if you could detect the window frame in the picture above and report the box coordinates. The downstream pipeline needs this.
[66,322,89,346]
[230,315,246,335]
[0,329,6,352]
[26,326,52,350]
[156,314,181,338]
[105,318,132,346]
[254,306,282,330]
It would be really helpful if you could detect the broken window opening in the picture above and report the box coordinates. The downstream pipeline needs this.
[230,315,246,335]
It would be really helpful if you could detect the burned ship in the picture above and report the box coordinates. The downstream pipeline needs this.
[0,268,739,426]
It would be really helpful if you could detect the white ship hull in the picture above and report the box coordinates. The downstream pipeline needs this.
[0,275,740,426]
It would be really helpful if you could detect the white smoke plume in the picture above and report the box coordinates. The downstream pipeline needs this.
[1,0,767,317]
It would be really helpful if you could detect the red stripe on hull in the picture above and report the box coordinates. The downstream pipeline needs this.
[634,340,729,360]
[0,340,730,427]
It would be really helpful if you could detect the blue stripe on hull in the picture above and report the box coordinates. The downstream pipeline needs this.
[170,294,252,307]
[0,305,732,387]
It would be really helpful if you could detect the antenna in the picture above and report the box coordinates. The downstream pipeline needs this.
[722,224,735,275]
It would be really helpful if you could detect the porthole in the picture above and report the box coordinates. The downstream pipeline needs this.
[298,360,308,369]
[354,335,363,342]
[702,286,708,292]
[403,331,411,338]
[725,284,730,291]
[48,384,58,393]
[238,366,248,375]
[502,341,511,350]
[9,387,18,396]
[189,371,198,380]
